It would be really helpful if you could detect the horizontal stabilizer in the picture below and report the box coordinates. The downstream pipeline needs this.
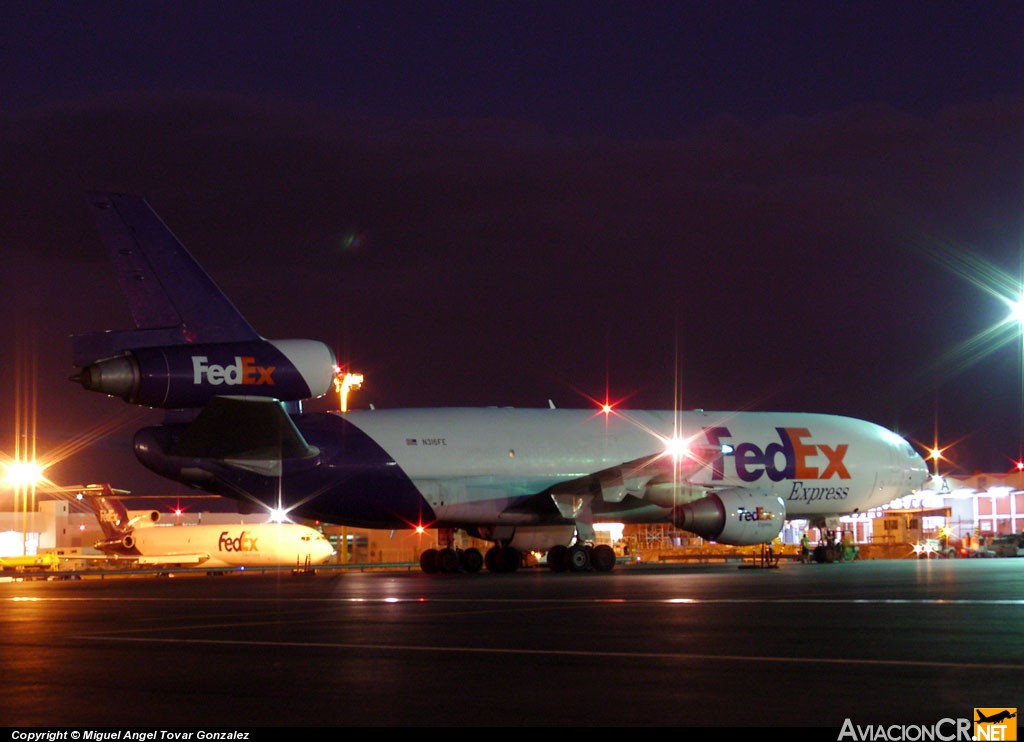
[170,396,320,461]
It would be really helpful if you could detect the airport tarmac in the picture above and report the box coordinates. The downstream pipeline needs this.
[2,558,1022,729]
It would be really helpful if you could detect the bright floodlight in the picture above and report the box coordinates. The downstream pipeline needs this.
[1006,291,1024,326]
[2,460,44,486]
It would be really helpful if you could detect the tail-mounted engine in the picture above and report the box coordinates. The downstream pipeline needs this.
[73,338,336,409]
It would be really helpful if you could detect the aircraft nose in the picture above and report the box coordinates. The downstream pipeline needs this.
[912,454,929,487]
[877,425,930,498]
[903,444,930,491]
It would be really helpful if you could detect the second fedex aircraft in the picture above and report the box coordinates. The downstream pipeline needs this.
[78,485,334,570]
[72,193,930,573]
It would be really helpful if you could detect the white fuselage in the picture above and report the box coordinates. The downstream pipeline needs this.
[341,407,928,525]
[121,522,334,568]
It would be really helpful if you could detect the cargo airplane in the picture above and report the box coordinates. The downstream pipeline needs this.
[78,485,334,569]
[71,193,930,573]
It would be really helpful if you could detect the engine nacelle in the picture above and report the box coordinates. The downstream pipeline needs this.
[126,510,160,528]
[74,339,336,409]
[673,488,785,545]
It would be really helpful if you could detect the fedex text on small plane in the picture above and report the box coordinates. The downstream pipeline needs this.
[192,356,275,386]
[218,531,258,552]
[703,426,850,483]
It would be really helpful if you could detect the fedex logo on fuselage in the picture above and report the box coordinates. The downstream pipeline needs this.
[703,426,850,483]
[192,356,275,386]
[218,530,259,552]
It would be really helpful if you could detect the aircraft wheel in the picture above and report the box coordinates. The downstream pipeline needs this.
[498,546,522,572]
[437,547,460,573]
[419,548,440,574]
[590,544,616,572]
[460,547,484,573]
[547,544,568,572]
[485,546,501,572]
[566,544,591,572]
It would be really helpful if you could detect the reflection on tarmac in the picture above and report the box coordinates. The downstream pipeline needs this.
[2,559,1022,728]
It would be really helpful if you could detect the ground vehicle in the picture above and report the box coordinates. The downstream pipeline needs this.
[990,534,1024,557]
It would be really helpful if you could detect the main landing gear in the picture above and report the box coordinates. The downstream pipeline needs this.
[545,543,617,573]
[419,546,485,574]
[416,542,618,574]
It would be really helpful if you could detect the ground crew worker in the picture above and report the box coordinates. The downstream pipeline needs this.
[800,533,811,563]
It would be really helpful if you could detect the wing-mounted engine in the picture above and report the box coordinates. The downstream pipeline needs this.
[672,488,785,545]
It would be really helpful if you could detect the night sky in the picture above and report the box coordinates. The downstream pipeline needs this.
[2,2,1024,503]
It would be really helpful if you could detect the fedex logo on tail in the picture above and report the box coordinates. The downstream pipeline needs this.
[192,356,275,386]
[703,426,850,483]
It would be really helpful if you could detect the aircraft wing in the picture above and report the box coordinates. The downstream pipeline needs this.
[500,449,714,523]
[64,552,212,566]
[134,553,211,566]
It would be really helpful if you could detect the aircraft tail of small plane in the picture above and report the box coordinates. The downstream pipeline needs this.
[78,485,147,538]
[77,485,161,553]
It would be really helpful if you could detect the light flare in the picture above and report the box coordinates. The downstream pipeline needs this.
[912,239,1024,384]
